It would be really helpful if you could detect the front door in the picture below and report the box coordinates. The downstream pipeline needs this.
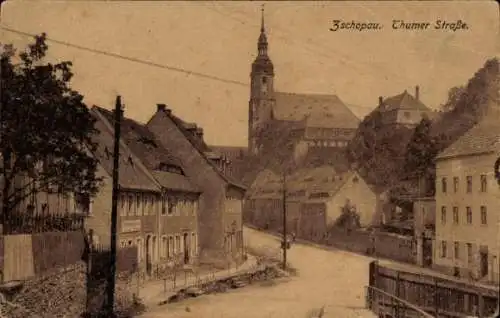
[183,233,190,264]
[480,250,488,278]
[422,237,433,267]
[146,235,152,275]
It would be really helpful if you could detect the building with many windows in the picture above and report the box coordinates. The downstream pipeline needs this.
[147,104,247,266]
[434,118,500,283]
[87,107,201,277]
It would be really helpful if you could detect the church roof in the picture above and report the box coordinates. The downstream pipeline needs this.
[380,90,431,112]
[273,92,360,129]
[436,117,500,160]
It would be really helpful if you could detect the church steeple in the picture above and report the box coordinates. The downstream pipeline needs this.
[258,5,268,57]
[248,4,275,155]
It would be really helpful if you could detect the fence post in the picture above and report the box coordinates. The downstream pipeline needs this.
[434,278,439,317]
[395,272,400,318]
[477,292,484,318]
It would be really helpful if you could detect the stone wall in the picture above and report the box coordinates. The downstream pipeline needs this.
[2,262,139,318]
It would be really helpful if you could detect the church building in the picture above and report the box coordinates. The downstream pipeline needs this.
[248,9,361,158]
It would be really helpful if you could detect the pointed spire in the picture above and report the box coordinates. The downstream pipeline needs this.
[257,4,268,56]
[260,4,265,33]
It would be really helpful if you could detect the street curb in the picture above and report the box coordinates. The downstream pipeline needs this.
[141,255,260,307]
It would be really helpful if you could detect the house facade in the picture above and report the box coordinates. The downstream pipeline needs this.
[375,86,436,127]
[245,166,380,241]
[87,107,201,276]
[434,118,500,283]
[147,104,247,266]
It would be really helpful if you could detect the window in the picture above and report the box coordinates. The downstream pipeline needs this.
[168,199,176,215]
[191,232,197,256]
[120,195,126,216]
[136,194,141,216]
[453,177,459,193]
[466,243,473,264]
[175,235,181,255]
[441,241,447,258]
[149,196,154,215]
[168,236,174,258]
[466,207,472,224]
[441,206,446,224]
[466,176,472,193]
[404,111,411,118]
[74,193,91,215]
[128,195,134,216]
[441,177,447,193]
[161,236,167,259]
[480,175,487,192]
[480,206,487,225]
[452,207,459,224]
[454,241,460,259]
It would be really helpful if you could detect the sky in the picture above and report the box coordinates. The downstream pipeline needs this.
[1,1,498,147]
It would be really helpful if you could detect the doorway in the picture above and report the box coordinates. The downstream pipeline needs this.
[183,233,190,264]
[422,237,433,267]
[146,235,152,276]
[480,249,488,278]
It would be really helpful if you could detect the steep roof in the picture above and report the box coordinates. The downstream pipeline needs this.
[92,106,198,193]
[209,145,248,161]
[147,108,247,192]
[90,109,160,192]
[249,166,362,202]
[436,117,500,160]
[379,90,431,112]
[273,92,360,129]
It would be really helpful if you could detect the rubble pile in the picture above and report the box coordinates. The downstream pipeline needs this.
[2,262,140,318]
[165,265,286,304]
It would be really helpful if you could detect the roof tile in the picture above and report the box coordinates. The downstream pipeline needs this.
[273,92,360,129]
[436,118,500,159]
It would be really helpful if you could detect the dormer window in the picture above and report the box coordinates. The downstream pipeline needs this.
[104,146,111,159]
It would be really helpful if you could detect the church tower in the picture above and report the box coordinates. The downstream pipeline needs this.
[248,6,275,155]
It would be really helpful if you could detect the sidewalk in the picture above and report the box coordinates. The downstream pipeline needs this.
[138,254,259,307]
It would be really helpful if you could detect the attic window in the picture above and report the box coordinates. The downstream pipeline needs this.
[104,147,111,159]
[353,176,359,183]
[128,156,134,166]
[309,192,329,199]
[138,136,158,148]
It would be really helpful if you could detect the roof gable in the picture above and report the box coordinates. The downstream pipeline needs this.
[436,117,500,160]
[380,90,431,112]
[147,109,247,192]
[273,92,360,129]
[91,110,160,192]
[92,106,198,193]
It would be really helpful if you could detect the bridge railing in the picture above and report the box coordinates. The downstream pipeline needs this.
[365,285,435,318]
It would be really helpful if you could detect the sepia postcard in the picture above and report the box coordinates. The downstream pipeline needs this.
[0,0,499,317]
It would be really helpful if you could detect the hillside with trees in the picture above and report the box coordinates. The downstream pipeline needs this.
[347,57,500,197]
[346,109,414,190]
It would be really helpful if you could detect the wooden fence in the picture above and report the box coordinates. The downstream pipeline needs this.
[3,213,85,234]
[369,261,499,318]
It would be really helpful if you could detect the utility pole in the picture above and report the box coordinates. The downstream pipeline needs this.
[495,156,500,315]
[105,95,123,318]
[0,0,6,235]
[282,170,287,270]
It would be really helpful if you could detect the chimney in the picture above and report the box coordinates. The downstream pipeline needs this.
[378,96,383,106]
[157,103,166,112]
[195,127,204,140]
[415,85,420,100]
